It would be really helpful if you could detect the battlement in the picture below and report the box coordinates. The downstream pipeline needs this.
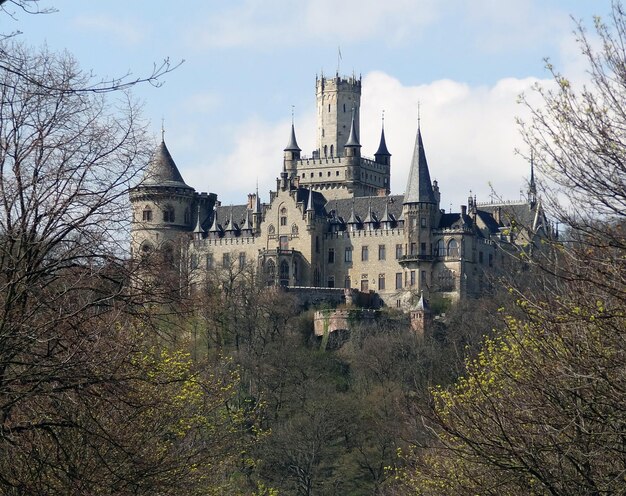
[316,74,361,92]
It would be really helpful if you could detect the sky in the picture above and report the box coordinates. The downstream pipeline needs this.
[5,0,614,210]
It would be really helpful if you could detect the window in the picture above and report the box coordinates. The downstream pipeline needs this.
[328,103,331,112]
[190,254,199,270]
[222,253,230,267]
[395,244,403,259]
[280,260,289,286]
[328,248,335,263]
[336,170,340,176]
[378,244,386,260]
[479,251,484,264]
[447,239,459,257]
[410,243,417,255]
[142,208,152,222]
[360,276,369,292]
[206,253,214,269]
[421,270,426,286]
[163,206,175,223]
[395,272,402,289]
[378,273,385,290]
[313,267,321,287]
[410,270,416,286]
[421,242,427,255]
[327,276,335,288]
[238,252,246,269]
[436,239,445,257]
[421,217,427,228]
[344,275,351,288]
[280,208,287,226]
[438,269,455,291]
[265,259,276,286]
[361,245,369,261]
[343,103,346,112]
[345,247,352,262]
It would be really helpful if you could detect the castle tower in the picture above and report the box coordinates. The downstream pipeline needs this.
[284,122,301,178]
[400,122,440,293]
[410,292,432,336]
[316,74,361,158]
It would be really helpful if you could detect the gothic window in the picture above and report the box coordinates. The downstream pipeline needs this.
[324,145,328,157]
[435,239,445,257]
[265,259,276,286]
[447,239,459,257]
[330,144,334,157]
[163,205,175,223]
[280,207,287,226]
[142,207,153,222]
[279,260,289,286]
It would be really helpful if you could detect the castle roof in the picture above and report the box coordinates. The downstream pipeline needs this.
[284,123,301,152]
[404,127,436,204]
[345,110,361,148]
[329,195,403,224]
[142,140,192,189]
[375,126,390,156]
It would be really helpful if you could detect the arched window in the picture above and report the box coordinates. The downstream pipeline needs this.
[279,260,289,286]
[330,144,334,157]
[438,269,455,291]
[324,145,328,157]
[280,207,287,226]
[265,259,276,286]
[447,239,459,257]
[436,239,445,257]
[163,205,175,223]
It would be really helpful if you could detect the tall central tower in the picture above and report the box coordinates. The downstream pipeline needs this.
[316,74,361,158]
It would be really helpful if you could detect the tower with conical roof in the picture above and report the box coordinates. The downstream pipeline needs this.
[129,137,216,258]
[400,120,441,294]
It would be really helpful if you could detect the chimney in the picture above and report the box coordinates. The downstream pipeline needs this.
[461,205,467,216]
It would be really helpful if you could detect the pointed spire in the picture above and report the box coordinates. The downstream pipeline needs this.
[404,122,436,204]
[240,208,252,231]
[375,111,391,157]
[143,139,191,188]
[345,108,361,148]
[284,123,301,152]
[363,199,377,228]
[416,291,430,312]
[253,183,262,214]
[225,206,236,231]
[528,151,537,206]
[208,208,221,236]
[347,198,359,229]
[380,199,393,227]
[306,187,315,212]
[193,204,204,239]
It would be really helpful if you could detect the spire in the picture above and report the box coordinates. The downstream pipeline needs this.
[225,206,236,231]
[240,208,252,231]
[347,198,359,227]
[415,291,430,312]
[142,139,191,188]
[528,151,537,206]
[404,123,436,204]
[208,208,221,236]
[380,199,393,226]
[306,187,315,212]
[193,205,204,238]
[363,199,376,228]
[253,183,262,214]
[284,122,301,152]
[345,108,361,148]
[375,111,391,157]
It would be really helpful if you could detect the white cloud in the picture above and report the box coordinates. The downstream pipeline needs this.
[72,15,147,45]
[187,0,439,48]
[182,71,553,209]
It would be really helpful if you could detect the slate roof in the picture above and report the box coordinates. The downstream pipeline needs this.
[284,123,301,152]
[327,195,404,225]
[296,188,327,216]
[375,127,390,156]
[142,140,192,189]
[478,202,537,229]
[404,127,436,204]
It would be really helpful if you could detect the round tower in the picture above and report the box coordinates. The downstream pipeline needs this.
[129,139,195,259]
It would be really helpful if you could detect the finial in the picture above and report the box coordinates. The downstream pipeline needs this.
[337,46,342,74]
[291,105,295,125]
[161,117,165,141]
[382,109,385,128]
[417,102,421,129]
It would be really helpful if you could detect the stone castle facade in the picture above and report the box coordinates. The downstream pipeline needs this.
[130,72,549,309]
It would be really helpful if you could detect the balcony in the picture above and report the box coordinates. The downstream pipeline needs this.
[399,253,433,264]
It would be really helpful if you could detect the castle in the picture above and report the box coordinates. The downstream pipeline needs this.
[130,73,549,309]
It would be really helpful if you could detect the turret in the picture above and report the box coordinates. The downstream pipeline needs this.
[283,122,301,178]
[344,109,361,159]
[374,118,391,166]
